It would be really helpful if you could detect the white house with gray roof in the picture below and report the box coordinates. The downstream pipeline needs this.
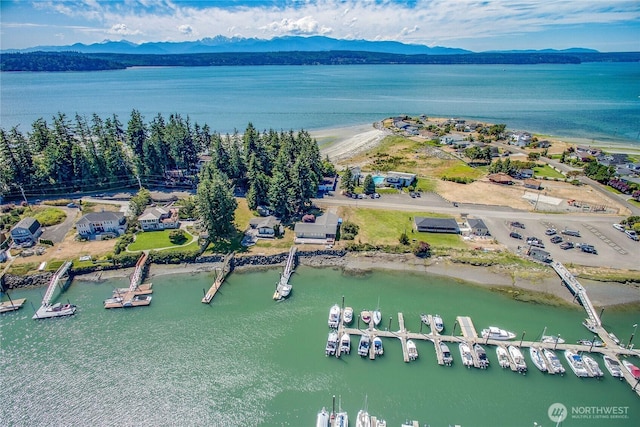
[294,212,339,244]
[76,211,127,239]
[10,217,42,245]
[138,206,180,231]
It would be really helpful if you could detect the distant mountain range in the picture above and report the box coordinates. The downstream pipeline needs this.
[3,35,599,55]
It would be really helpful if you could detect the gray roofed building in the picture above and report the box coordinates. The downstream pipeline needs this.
[139,206,180,231]
[249,215,281,238]
[76,211,127,239]
[414,217,460,234]
[294,212,339,244]
[10,217,42,244]
[467,218,490,236]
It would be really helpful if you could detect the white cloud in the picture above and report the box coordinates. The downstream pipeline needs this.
[108,23,142,36]
[261,16,332,35]
[178,24,193,35]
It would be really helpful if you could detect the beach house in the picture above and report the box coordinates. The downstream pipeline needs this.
[138,206,180,231]
[414,217,460,234]
[76,211,127,239]
[294,212,340,244]
[10,217,42,245]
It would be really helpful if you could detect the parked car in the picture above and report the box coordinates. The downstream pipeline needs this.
[66,202,78,208]
[510,221,525,229]
[550,235,563,244]
[409,192,416,198]
[545,228,557,235]
[625,230,639,241]
[509,232,523,239]
[579,244,598,254]
[529,241,545,248]
[560,242,574,250]
[561,229,581,237]
[613,223,625,232]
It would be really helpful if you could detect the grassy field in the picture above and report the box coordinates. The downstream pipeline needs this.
[32,207,67,227]
[337,206,466,248]
[128,229,195,251]
[533,165,565,179]
[439,163,484,180]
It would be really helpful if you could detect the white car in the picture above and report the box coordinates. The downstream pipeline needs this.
[613,223,625,232]
[625,230,639,241]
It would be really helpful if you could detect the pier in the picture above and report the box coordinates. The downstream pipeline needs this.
[273,246,297,300]
[202,252,234,304]
[32,261,74,319]
[104,253,152,309]
[551,261,601,330]
[0,297,26,313]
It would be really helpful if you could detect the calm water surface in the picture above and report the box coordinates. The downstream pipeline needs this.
[1,267,638,426]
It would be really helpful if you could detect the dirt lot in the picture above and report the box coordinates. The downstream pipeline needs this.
[10,236,117,268]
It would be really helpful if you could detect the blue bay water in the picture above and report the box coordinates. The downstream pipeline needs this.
[1,267,639,426]
[1,63,639,145]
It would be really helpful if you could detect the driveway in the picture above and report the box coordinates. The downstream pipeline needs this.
[41,207,80,243]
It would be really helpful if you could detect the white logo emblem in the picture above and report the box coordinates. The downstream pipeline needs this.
[548,402,568,423]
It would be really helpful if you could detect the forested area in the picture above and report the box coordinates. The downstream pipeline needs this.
[0,111,332,223]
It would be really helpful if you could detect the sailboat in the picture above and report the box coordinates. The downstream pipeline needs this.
[333,395,348,427]
[356,396,370,427]
[372,297,381,327]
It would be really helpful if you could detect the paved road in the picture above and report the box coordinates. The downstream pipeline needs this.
[41,207,79,243]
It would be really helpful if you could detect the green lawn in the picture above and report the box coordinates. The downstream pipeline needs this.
[32,207,67,227]
[128,229,194,251]
[439,163,484,180]
[533,165,565,179]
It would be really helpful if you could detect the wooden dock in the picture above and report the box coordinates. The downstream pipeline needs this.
[202,252,234,304]
[0,297,26,313]
[397,312,409,363]
[105,253,152,309]
[456,316,478,342]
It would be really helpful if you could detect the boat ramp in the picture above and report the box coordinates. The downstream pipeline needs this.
[104,252,152,309]
[201,252,234,304]
[32,261,75,319]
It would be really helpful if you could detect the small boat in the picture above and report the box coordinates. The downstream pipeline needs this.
[608,332,621,346]
[343,307,354,324]
[481,326,516,341]
[326,332,338,356]
[358,334,370,357]
[317,407,330,427]
[508,345,527,373]
[407,339,418,361]
[582,319,598,333]
[577,339,604,347]
[529,347,547,372]
[356,409,370,427]
[496,346,511,369]
[459,342,474,368]
[32,302,77,319]
[360,310,372,325]
[603,355,624,379]
[373,337,384,356]
[103,296,123,305]
[473,344,489,369]
[340,333,351,355]
[583,354,604,378]
[433,314,444,333]
[622,359,640,380]
[440,342,453,365]
[334,410,348,427]
[541,335,565,345]
[420,313,429,325]
[328,304,341,328]
[273,273,292,301]
[564,350,589,377]
[543,349,566,375]
[372,309,382,327]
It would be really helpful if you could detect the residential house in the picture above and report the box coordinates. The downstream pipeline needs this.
[385,171,416,188]
[138,206,180,231]
[523,179,543,190]
[488,173,514,185]
[10,217,42,245]
[414,217,460,234]
[318,176,338,193]
[518,169,534,179]
[294,212,340,244]
[76,211,127,239]
[249,216,281,238]
[467,218,490,236]
[511,132,532,147]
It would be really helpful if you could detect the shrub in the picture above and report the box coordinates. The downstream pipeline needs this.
[399,232,410,245]
[341,232,355,240]
[413,241,431,258]
[169,229,188,245]
[341,221,360,236]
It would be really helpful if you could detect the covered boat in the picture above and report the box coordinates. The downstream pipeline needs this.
[603,355,623,379]
[343,307,353,324]
[440,342,453,366]
[407,339,418,361]
[543,349,566,375]
[496,346,510,369]
[325,332,338,356]
[328,304,341,328]
[358,334,370,357]
[508,346,527,373]
[340,333,351,355]
[481,326,516,341]
[473,344,489,369]
[373,337,384,356]
[541,335,565,345]
[360,310,372,325]
[564,350,589,377]
[529,347,547,372]
[420,313,429,325]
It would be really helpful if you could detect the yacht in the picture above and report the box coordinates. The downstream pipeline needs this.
[356,409,370,427]
[583,354,604,378]
[420,313,429,325]
[459,342,474,368]
[481,326,516,341]
[433,314,444,333]
[543,349,566,375]
[496,346,511,369]
[373,337,384,356]
[326,332,338,356]
[317,407,330,427]
[473,344,489,369]
[407,340,418,361]
[32,302,77,319]
[343,307,354,325]
[358,334,371,357]
[340,333,351,355]
[564,350,589,377]
[508,346,527,373]
[333,410,349,427]
[529,347,547,372]
[603,355,624,379]
[360,310,372,325]
[440,342,453,365]
[541,335,565,345]
[328,304,341,328]
[622,359,640,380]
[577,339,604,347]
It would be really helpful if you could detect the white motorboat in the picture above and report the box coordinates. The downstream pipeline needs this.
[622,360,640,380]
[529,347,547,372]
[564,350,589,377]
[496,346,510,369]
[577,339,604,347]
[358,334,370,357]
[372,310,382,327]
[407,339,418,361]
[608,332,621,346]
[433,314,444,333]
[541,335,565,345]
[343,307,354,324]
[273,273,292,300]
[420,313,429,325]
[32,302,77,319]
[360,310,372,325]
[543,349,566,375]
[333,410,349,427]
[603,355,623,379]
[583,354,604,378]
[356,409,370,427]
[326,332,338,356]
[508,346,527,373]
[473,343,489,369]
[340,333,351,355]
[481,326,516,341]
[317,407,330,427]
[459,342,473,368]
[373,337,384,356]
[328,304,341,328]
[440,342,453,366]
[582,319,598,333]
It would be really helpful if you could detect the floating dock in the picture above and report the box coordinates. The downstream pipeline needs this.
[104,253,152,309]
[273,246,297,300]
[0,297,26,313]
[33,261,75,319]
[202,252,234,304]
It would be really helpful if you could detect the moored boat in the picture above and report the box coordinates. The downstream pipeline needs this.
[317,407,330,427]
[459,342,473,368]
[608,332,621,346]
[473,343,489,369]
[343,307,353,324]
[356,409,370,427]
[529,347,547,372]
[577,339,604,347]
[372,309,381,327]
[508,345,527,373]
[333,410,348,427]
[407,339,418,361]
[603,355,623,379]
[373,337,383,356]
[543,349,566,375]
[273,273,292,301]
[433,314,444,333]
[496,346,510,369]
[541,335,565,345]
[583,354,604,378]
[582,319,598,333]
[32,302,77,319]
[622,359,640,380]
[481,326,516,341]
[328,304,341,328]
[440,342,453,366]
[360,310,372,325]
[420,313,429,325]
[564,350,589,377]
[326,332,338,356]
[340,333,351,355]
[358,334,370,357]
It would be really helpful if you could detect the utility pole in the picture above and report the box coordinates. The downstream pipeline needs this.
[19,185,28,205]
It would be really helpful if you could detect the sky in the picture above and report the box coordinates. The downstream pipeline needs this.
[1,0,639,52]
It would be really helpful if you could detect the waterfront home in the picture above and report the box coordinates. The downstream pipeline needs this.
[467,218,490,236]
[385,171,416,188]
[10,217,42,245]
[414,217,460,234]
[138,206,180,231]
[510,132,532,147]
[318,176,338,193]
[76,211,127,240]
[248,216,281,238]
[294,212,339,244]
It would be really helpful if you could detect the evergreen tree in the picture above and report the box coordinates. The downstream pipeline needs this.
[126,109,147,175]
[340,167,355,193]
[196,164,237,241]
[363,174,376,195]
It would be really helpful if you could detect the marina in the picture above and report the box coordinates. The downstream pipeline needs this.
[104,253,153,308]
